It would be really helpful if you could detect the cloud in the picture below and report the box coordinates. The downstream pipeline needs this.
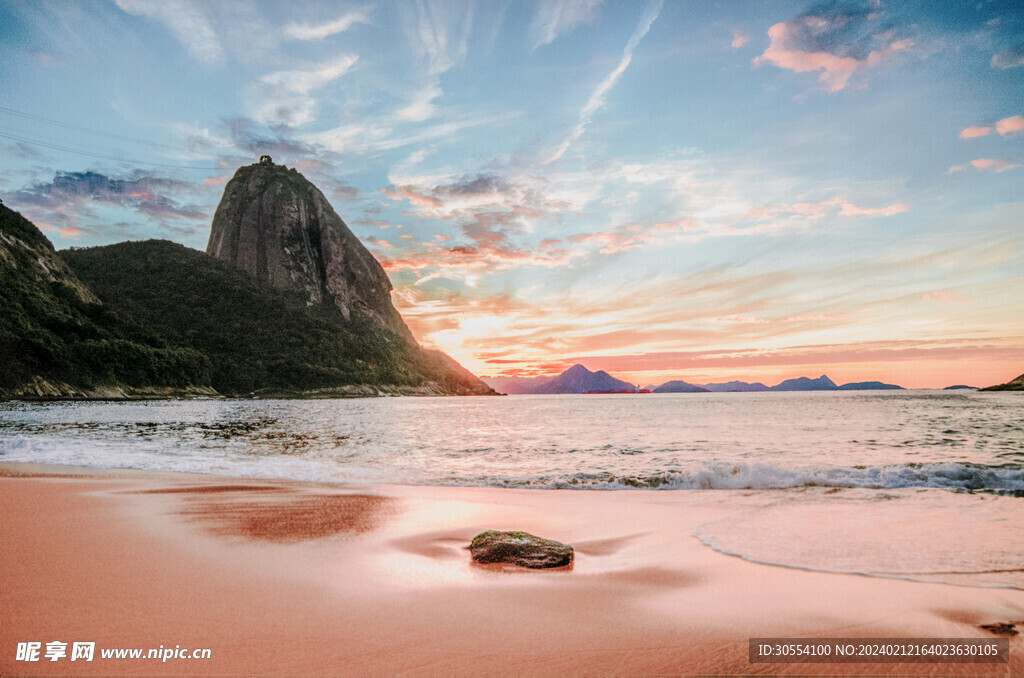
[285,8,370,40]
[731,29,749,48]
[992,44,1024,69]
[531,0,602,49]
[950,158,1019,173]
[959,115,1024,138]
[754,3,913,92]
[996,115,1024,135]
[921,290,972,305]
[969,158,1019,173]
[115,0,224,64]
[396,82,444,122]
[402,0,476,76]
[959,125,992,139]
[246,55,358,126]
[12,171,208,227]
[224,118,317,159]
[748,196,907,221]
[547,0,663,163]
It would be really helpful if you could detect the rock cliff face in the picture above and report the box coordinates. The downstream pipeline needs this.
[207,160,413,341]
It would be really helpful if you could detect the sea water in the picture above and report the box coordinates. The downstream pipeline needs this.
[2,390,1022,588]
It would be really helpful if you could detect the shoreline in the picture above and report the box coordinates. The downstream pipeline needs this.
[1,461,1021,675]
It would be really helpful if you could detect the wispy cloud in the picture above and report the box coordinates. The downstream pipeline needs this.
[285,8,371,40]
[959,115,1024,138]
[731,29,749,49]
[748,196,907,221]
[546,0,663,163]
[921,290,972,305]
[402,0,476,76]
[531,0,602,49]
[754,2,913,92]
[992,44,1024,69]
[246,55,359,126]
[949,158,1019,173]
[115,0,224,64]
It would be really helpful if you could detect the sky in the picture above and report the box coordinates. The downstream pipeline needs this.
[1,0,1022,389]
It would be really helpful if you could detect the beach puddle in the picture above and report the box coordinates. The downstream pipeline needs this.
[694,489,1024,589]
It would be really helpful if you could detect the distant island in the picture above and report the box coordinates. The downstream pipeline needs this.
[0,160,495,400]
[483,366,907,395]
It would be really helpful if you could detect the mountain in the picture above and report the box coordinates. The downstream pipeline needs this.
[838,381,904,390]
[207,158,412,340]
[653,380,708,393]
[0,171,495,398]
[700,380,768,392]
[943,385,978,390]
[769,375,838,391]
[481,375,552,395]
[531,364,635,394]
[0,204,212,398]
[980,373,1024,391]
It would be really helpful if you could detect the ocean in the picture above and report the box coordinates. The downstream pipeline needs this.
[1,391,1021,491]
[2,391,1022,589]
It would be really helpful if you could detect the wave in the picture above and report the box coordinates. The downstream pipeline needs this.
[445,461,1024,492]
[2,435,1022,492]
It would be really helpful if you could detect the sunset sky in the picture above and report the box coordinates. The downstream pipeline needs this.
[2,0,1022,388]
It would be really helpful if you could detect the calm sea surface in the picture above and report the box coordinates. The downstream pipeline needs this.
[2,391,1023,589]
[1,390,1021,491]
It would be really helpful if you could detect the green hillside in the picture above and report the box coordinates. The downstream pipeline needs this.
[0,205,210,395]
[0,205,493,398]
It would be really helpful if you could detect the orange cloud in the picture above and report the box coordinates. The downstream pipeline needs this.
[203,176,228,186]
[58,227,83,238]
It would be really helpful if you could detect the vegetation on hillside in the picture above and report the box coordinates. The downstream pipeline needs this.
[1,205,492,397]
[0,206,209,393]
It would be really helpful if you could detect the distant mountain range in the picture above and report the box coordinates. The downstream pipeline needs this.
[482,367,907,395]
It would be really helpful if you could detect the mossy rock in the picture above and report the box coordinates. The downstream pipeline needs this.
[469,530,573,568]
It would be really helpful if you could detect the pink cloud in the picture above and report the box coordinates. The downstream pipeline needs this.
[750,196,906,221]
[203,176,228,186]
[959,125,992,139]
[921,290,972,306]
[995,115,1024,135]
[382,186,442,208]
[754,9,912,92]
[960,115,1024,139]
[58,227,83,238]
[731,29,748,48]
[970,158,1019,173]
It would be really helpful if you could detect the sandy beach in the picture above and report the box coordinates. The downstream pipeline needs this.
[1,461,1021,676]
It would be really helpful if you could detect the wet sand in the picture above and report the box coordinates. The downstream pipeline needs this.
[1,462,1021,676]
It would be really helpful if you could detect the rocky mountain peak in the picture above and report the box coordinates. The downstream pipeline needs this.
[206,161,413,341]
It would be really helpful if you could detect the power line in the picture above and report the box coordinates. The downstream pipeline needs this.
[0,104,185,152]
[0,131,222,171]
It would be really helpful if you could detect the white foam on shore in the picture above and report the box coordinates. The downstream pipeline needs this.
[693,493,1024,589]
[2,435,1022,492]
